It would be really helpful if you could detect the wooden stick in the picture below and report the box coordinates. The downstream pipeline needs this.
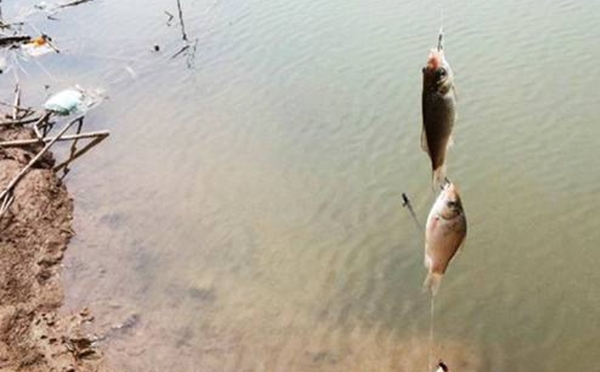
[0,101,34,116]
[0,130,109,147]
[0,35,31,46]
[54,134,108,172]
[66,117,84,165]
[33,121,43,139]
[0,21,25,30]
[0,193,10,213]
[0,116,80,201]
[0,111,50,128]
[12,84,20,120]
[0,194,14,218]
[0,115,45,127]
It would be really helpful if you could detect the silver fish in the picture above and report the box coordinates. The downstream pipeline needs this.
[421,32,457,187]
[424,182,467,295]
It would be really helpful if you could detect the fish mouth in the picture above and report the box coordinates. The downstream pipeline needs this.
[442,182,459,199]
[426,49,443,71]
[438,183,463,219]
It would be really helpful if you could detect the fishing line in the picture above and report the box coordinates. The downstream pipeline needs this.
[439,0,445,31]
[429,293,435,371]
[400,192,435,372]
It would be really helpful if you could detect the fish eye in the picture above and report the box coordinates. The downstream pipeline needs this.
[437,68,447,78]
[447,201,456,208]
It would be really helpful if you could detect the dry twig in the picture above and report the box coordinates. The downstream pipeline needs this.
[0,116,81,206]
[0,130,109,147]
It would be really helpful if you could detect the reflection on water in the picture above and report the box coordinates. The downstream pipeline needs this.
[2,0,600,370]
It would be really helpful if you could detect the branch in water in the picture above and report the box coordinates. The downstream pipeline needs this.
[176,0,188,42]
[58,0,95,9]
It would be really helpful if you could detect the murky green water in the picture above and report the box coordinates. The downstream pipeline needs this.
[2,0,600,370]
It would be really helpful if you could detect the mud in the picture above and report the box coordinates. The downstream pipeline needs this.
[0,126,108,372]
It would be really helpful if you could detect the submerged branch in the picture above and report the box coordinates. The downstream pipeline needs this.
[165,11,174,26]
[54,133,109,172]
[176,0,188,42]
[57,0,95,9]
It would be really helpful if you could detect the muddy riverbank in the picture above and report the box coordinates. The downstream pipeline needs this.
[0,126,108,372]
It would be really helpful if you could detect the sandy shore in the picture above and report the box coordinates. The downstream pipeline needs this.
[0,125,108,372]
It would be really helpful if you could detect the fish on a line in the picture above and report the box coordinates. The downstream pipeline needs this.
[423,181,467,296]
[421,31,457,188]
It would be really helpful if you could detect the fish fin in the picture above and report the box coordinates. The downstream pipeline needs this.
[432,164,447,189]
[421,127,429,153]
[423,272,443,296]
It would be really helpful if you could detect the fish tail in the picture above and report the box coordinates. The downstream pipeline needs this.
[423,272,443,296]
[432,164,447,189]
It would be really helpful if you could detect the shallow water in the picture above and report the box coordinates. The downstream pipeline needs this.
[2,0,600,370]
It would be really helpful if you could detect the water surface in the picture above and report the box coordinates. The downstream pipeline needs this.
[1,0,600,370]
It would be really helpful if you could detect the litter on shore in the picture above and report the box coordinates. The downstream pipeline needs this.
[44,86,105,115]
[0,84,110,218]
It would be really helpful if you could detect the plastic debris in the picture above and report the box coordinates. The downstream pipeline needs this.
[44,86,106,115]
[44,89,83,115]
[21,35,57,57]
